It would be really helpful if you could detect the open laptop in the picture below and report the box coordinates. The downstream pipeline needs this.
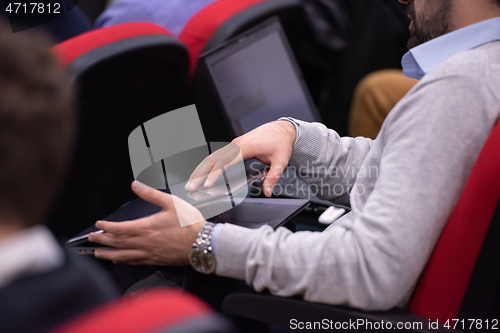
[201,18,348,210]
[202,18,320,136]
[68,197,308,254]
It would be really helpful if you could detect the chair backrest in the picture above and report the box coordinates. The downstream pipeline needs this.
[408,120,500,323]
[180,0,271,75]
[51,289,234,333]
[48,23,189,238]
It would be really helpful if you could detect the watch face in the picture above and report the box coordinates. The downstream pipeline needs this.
[189,249,216,274]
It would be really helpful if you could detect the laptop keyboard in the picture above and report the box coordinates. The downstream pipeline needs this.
[198,202,234,222]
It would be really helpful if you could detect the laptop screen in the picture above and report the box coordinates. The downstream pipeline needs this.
[203,19,320,136]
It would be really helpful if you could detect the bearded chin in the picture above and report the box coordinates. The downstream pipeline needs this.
[406,23,425,49]
[406,0,452,50]
[406,21,449,50]
[406,31,424,50]
[407,34,420,49]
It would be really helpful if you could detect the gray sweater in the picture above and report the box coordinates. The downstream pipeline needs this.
[214,41,500,310]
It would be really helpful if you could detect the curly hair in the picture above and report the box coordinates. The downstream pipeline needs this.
[0,21,76,226]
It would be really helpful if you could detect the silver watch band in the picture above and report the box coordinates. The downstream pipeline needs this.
[189,222,217,274]
[193,222,216,252]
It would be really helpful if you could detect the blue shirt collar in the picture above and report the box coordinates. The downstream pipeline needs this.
[402,17,500,80]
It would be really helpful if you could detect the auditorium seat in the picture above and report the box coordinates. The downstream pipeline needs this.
[48,23,189,239]
[222,119,500,331]
[52,289,235,333]
[179,0,299,75]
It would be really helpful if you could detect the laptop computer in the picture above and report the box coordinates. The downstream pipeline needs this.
[68,197,308,254]
[200,18,348,210]
[202,18,320,136]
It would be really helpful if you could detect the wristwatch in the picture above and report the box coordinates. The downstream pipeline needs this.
[188,222,217,274]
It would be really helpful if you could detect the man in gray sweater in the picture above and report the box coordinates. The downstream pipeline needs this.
[90,0,500,310]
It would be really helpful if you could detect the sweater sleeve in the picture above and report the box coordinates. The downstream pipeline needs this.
[287,119,373,202]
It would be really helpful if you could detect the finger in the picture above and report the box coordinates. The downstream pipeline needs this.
[94,248,150,262]
[204,144,243,188]
[186,143,241,191]
[112,260,157,266]
[132,180,173,208]
[203,165,224,188]
[185,155,213,191]
[262,158,288,197]
[93,220,142,236]
[89,231,140,249]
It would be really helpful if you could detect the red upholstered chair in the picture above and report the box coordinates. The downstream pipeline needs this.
[221,120,500,331]
[52,289,234,333]
[179,0,328,142]
[408,120,500,323]
[179,0,295,75]
[48,23,189,239]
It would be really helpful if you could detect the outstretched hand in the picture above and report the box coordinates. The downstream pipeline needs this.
[89,181,205,266]
[185,120,296,197]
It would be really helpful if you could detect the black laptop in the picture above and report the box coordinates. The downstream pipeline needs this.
[67,194,308,254]
[200,18,347,210]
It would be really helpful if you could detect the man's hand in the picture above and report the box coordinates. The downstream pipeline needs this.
[185,120,296,197]
[89,181,205,266]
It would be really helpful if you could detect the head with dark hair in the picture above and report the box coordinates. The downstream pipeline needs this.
[0,21,76,228]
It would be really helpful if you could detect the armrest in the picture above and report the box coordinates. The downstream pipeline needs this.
[222,291,461,332]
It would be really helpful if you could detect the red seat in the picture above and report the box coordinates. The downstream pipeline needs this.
[52,289,234,333]
[179,0,270,75]
[53,23,173,68]
[408,119,500,322]
[48,23,189,239]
